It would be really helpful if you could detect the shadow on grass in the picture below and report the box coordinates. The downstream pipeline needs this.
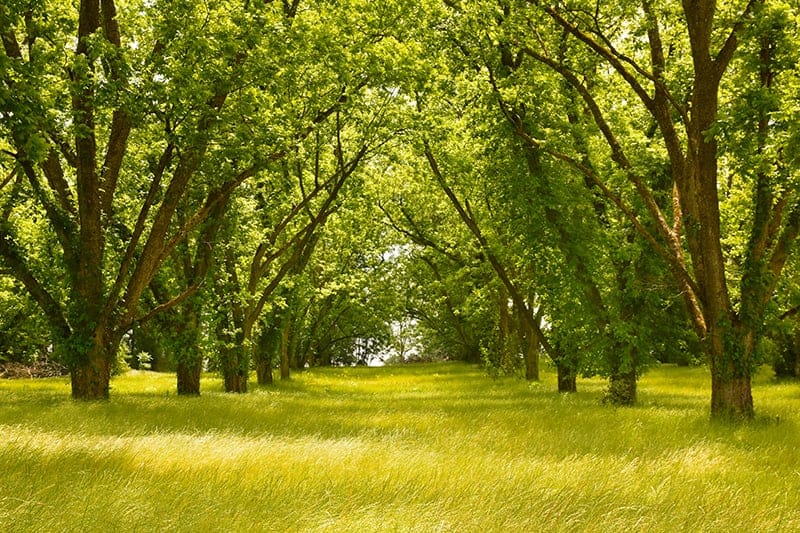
[1,362,798,461]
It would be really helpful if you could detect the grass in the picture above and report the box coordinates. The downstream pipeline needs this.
[1,362,799,532]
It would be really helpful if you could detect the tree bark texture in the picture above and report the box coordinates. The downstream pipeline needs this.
[70,346,111,400]
[176,362,201,396]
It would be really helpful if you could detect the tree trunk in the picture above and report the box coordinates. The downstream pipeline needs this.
[70,350,111,400]
[254,323,277,385]
[708,327,754,418]
[69,327,116,400]
[556,360,577,393]
[280,318,290,380]
[520,301,540,381]
[173,300,203,395]
[605,370,637,406]
[552,346,577,393]
[221,344,248,393]
[218,317,248,393]
[711,372,753,419]
[176,362,201,395]
[256,360,273,385]
[524,338,539,381]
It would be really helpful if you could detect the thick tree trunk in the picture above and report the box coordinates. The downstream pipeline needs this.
[605,371,637,406]
[256,360,273,385]
[176,362,201,395]
[69,328,116,400]
[70,351,111,400]
[707,327,754,418]
[711,373,753,419]
[606,267,639,406]
[173,300,203,395]
[224,372,248,393]
[221,345,248,393]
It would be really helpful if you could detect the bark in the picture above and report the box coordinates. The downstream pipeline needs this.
[218,327,248,393]
[70,361,110,400]
[213,246,248,393]
[176,362,201,396]
[682,7,754,417]
[710,371,753,419]
[280,316,291,380]
[219,324,248,393]
[555,357,577,393]
[256,359,273,385]
[170,294,202,394]
[68,324,119,400]
[254,323,279,385]
[522,321,540,381]
[605,370,637,406]
[222,356,248,393]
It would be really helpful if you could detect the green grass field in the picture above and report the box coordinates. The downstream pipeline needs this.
[1,362,799,532]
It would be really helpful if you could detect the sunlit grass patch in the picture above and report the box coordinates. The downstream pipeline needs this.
[1,362,799,531]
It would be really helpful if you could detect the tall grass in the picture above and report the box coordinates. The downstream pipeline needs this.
[1,363,798,532]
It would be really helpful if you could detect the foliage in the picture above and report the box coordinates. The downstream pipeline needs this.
[1,0,799,421]
[0,278,51,364]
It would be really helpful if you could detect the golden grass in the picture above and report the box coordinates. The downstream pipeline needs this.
[0,362,799,531]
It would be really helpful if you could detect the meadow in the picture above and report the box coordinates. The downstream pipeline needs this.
[0,362,798,532]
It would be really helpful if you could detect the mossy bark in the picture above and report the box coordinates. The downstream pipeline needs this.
[605,371,637,406]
